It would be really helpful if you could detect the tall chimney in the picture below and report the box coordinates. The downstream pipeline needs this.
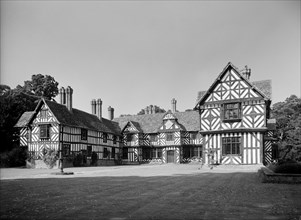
[91,99,96,115]
[108,106,114,120]
[66,86,73,112]
[150,105,153,114]
[242,65,251,80]
[152,105,156,114]
[59,87,66,104]
[96,99,102,120]
[171,98,177,113]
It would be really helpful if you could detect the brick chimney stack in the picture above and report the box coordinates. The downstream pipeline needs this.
[96,99,102,121]
[171,98,177,113]
[149,105,153,114]
[59,87,66,105]
[152,105,156,114]
[91,99,96,115]
[66,86,73,112]
[108,106,114,120]
[242,65,251,80]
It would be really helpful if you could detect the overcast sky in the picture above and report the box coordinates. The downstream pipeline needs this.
[1,1,300,118]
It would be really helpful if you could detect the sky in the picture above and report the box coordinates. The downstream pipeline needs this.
[1,0,300,119]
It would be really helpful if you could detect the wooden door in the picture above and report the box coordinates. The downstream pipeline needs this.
[167,150,175,163]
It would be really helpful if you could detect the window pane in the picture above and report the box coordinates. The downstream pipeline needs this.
[157,149,162,158]
[224,103,241,120]
[127,134,133,142]
[166,133,173,141]
[87,146,92,157]
[103,133,107,143]
[226,144,231,154]
[152,149,156,158]
[40,125,49,138]
[193,147,198,157]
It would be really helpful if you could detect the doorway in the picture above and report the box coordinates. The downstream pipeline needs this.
[167,150,175,163]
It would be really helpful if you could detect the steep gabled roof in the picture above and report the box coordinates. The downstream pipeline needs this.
[15,99,121,135]
[252,80,272,100]
[44,99,121,135]
[195,62,271,108]
[113,111,200,133]
[129,121,143,132]
[15,111,36,127]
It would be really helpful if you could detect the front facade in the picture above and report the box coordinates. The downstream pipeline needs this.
[113,106,202,164]
[15,62,276,167]
[195,63,274,165]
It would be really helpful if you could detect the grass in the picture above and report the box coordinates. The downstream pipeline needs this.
[1,172,301,220]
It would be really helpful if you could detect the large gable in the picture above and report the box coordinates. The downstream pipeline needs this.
[122,121,143,133]
[158,111,186,131]
[195,62,271,108]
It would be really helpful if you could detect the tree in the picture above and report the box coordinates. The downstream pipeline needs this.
[271,95,301,161]
[0,74,59,152]
[21,74,59,100]
[137,105,166,115]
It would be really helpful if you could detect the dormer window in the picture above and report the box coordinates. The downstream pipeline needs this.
[40,109,47,118]
[150,134,158,142]
[191,133,198,140]
[166,133,174,141]
[127,133,134,142]
[223,103,242,122]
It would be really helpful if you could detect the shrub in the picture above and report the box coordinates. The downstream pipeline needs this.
[91,152,98,166]
[0,146,28,167]
[42,148,58,169]
[73,152,83,167]
[274,161,301,174]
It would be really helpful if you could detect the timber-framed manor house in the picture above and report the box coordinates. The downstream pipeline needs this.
[15,62,276,168]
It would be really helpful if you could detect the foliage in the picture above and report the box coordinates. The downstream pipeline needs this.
[0,146,28,168]
[273,161,301,174]
[0,86,37,152]
[271,95,301,162]
[278,144,301,163]
[91,151,98,166]
[64,154,75,163]
[0,74,59,152]
[22,74,59,100]
[73,152,84,167]
[42,148,59,169]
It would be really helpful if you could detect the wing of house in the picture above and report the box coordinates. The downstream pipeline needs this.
[15,86,122,168]
[194,62,275,165]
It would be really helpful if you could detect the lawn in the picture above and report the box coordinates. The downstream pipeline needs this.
[1,170,301,220]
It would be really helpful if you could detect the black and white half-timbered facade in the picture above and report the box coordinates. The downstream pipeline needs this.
[194,62,275,165]
[113,100,202,164]
[15,86,122,168]
[15,62,276,167]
